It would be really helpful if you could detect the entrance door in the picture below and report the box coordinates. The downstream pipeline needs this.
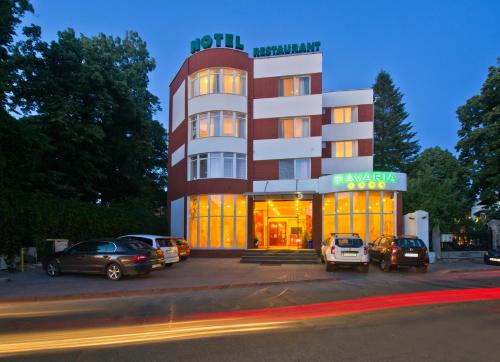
[269,222,287,246]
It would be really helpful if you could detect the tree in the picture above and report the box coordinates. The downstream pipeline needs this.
[373,70,420,172]
[404,147,472,233]
[456,59,500,216]
[10,28,168,205]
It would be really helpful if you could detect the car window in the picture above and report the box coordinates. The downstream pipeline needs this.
[96,241,116,253]
[156,238,176,247]
[71,242,94,253]
[397,238,426,248]
[125,236,153,246]
[380,238,388,248]
[335,238,363,248]
[122,240,154,251]
[175,239,188,246]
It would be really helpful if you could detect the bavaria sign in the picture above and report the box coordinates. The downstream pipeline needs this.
[318,172,407,193]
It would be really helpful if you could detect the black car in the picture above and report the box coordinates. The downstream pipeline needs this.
[484,249,500,265]
[368,235,429,272]
[43,239,165,280]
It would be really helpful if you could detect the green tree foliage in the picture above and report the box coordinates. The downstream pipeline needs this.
[404,147,472,232]
[0,0,32,118]
[456,59,500,216]
[9,28,167,205]
[373,70,420,172]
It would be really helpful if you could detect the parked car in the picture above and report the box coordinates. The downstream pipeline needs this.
[484,249,500,265]
[172,237,191,260]
[321,233,369,272]
[368,235,429,272]
[43,239,165,280]
[118,235,180,266]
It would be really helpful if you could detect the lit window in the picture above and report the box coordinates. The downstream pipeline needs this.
[332,107,355,124]
[190,111,246,139]
[333,141,356,158]
[279,158,310,179]
[279,117,310,138]
[278,76,310,96]
[189,153,246,180]
[189,68,247,97]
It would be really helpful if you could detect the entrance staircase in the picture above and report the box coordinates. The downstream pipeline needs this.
[240,249,320,264]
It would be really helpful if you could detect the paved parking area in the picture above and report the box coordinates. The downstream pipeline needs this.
[0,258,497,301]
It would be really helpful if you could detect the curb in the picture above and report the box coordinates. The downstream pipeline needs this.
[441,267,499,274]
[0,277,338,304]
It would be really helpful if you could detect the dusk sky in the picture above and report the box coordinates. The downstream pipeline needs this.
[22,0,499,152]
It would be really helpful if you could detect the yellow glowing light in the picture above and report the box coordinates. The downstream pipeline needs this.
[378,182,385,189]
[358,182,366,189]
[347,182,355,190]
[368,181,376,189]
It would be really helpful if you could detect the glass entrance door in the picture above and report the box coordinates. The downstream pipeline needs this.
[269,222,287,246]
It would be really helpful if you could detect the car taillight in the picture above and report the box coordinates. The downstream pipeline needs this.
[331,246,335,255]
[131,255,147,262]
[391,245,398,255]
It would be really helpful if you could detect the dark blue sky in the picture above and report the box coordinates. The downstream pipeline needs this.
[23,0,499,152]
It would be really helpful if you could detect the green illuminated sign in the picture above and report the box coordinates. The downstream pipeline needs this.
[191,33,244,54]
[333,172,397,190]
[253,41,320,57]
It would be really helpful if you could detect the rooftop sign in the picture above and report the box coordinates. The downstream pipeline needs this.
[191,33,244,54]
[253,41,320,58]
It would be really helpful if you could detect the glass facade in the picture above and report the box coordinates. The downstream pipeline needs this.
[190,111,246,140]
[189,153,246,180]
[189,194,247,249]
[190,68,246,97]
[323,191,396,243]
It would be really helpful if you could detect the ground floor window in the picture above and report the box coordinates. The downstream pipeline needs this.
[188,194,247,249]
[323,191,396,243]
[254,199,313,249]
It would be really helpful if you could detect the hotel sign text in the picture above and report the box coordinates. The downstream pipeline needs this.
[191,33,244,54]
[253,41,321,57]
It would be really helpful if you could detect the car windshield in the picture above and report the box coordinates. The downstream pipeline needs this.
[175,239,187,246]
[122,240,154,251]
[335,238,363,248]
[396,238,426,248]
[156,238,176,247]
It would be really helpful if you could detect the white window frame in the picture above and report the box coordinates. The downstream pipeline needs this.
[189,153,247,180]
[189,68,247,98]
[278,158,311,180]
[278,117,310,138]
[332,140,358,158]
[332,106,358,124]
[279,75,311,97]
[189,111,247,140]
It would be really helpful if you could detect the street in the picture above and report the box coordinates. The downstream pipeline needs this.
[1,261,500,361]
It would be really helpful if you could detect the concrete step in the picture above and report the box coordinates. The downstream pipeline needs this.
[240,258,320,264]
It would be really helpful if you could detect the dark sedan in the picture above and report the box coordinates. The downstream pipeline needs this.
[43,239,165,280]
[484,249,500,265]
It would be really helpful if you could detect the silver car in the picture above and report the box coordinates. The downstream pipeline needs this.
[119,234,180,267]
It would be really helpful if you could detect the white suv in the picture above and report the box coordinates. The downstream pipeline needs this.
[119,234,180,267]
[321,233,369,272]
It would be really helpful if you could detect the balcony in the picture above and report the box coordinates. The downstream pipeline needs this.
[321,156,374,175]
[322,122,373,142]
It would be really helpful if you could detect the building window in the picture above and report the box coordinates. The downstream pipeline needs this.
[332,107,358,124]
[279,158,311,180]
[278,76,310,96]
[189,153,246,180]
[190,111,246,139]
[278,117,310,138]
[323,191,396,243]
[333,141,357,158]
[188,194,247,249]
[190,68,246,98]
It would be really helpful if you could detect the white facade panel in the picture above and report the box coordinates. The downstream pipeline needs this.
[188,94,247,116]
[253,94,322,119]
[171,144,185,166]
[322,122,373,142]
[170,197,185,238]
[188,137,247,156]
[253,53,322,78]
[323,89,373,108]
[172,81,185,132]
[253,179,318,193]
[253,136,322,161]
[321,156,374,175]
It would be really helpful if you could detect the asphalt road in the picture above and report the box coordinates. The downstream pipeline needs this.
[2,266,500,361]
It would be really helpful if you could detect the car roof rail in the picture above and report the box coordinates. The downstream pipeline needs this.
[330,233,360,237]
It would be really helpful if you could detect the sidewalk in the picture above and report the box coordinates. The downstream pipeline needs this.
[0,258,497,302]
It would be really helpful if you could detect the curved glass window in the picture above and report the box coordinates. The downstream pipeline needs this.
[189,194,247,249]
[190,111,246,139]
[323,191,396,243]
[189,152,246,180]
[190,68,247,98]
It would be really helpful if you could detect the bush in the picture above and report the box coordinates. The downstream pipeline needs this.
[0,191,167,259]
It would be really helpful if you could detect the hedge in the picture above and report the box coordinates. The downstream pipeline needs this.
[0,191,167,260]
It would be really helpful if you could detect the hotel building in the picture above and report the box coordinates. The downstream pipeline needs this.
[168,35,407,256]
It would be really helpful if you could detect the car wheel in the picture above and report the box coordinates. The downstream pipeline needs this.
[416,265,428,273]
[320,254,325,264]
[106,263,123,281]
[165,263,173,268]
[46,260,60,277]
[380,258,391,272]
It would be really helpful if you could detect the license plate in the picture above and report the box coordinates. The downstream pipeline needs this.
[152,263,162,268]
[490,257,500,262]
[405,253,419,258]
[343,252,357,257]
